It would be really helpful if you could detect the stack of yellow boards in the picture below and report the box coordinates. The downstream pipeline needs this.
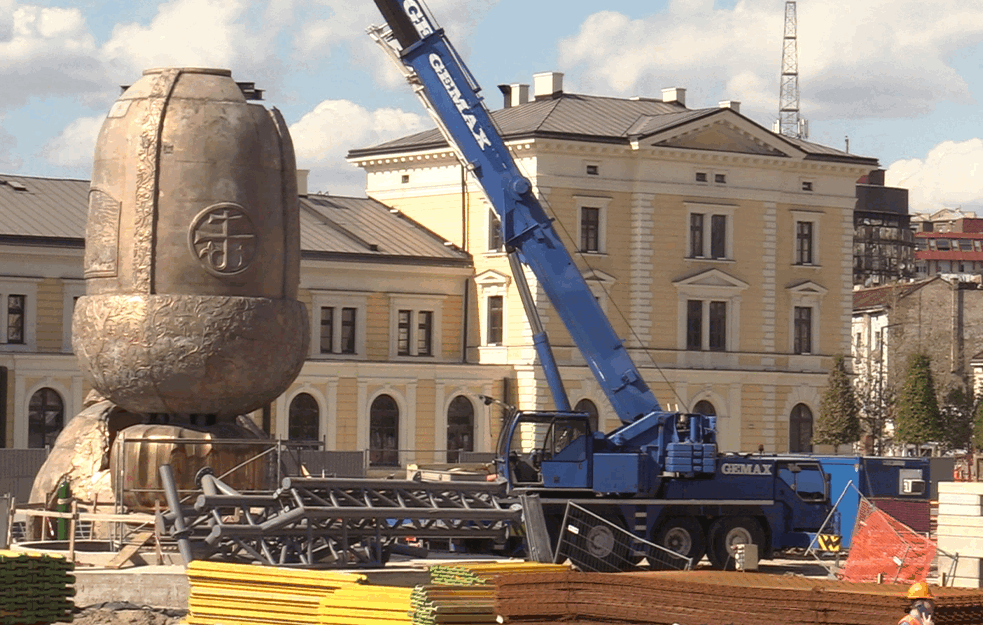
[186,560,570,625]
[0,549,75,625]
[186,561,365,625]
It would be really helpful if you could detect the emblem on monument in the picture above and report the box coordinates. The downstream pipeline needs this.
[189,203,257,276]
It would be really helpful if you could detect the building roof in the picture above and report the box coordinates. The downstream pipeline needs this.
[0,174,90,241]
[852,277,939,311]
[0,174,470,266]
[347,92,877,165]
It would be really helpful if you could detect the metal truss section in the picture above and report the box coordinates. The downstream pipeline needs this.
[157,465,520,567]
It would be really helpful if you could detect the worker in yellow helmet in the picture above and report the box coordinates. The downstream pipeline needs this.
[898,581,935,625]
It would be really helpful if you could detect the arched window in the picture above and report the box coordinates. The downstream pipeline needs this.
[789,403,813,453]
[693,400,716,416]
[574,398,599,432]
[446,396,474,463]
[370,394,399,467]
[29,387,64,449]
[288,393,320,441]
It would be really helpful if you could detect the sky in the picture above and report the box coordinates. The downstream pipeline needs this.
[3,0,983,213]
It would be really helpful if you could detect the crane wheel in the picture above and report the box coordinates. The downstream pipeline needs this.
[707,516,764,570]
[653,517,706,566]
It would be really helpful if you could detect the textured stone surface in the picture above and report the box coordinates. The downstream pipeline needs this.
[73,294,308,416]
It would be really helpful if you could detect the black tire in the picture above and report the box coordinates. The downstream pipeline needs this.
[653,517,706,566]
[706,516,764,570]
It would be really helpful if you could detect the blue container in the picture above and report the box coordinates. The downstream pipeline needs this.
[811,456,930,549]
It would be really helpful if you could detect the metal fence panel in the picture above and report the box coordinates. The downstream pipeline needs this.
[296,450,365,478]
[459,451,496,464]
[0,449,48,502]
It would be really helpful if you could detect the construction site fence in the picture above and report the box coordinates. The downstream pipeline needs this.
[0,448,49,502]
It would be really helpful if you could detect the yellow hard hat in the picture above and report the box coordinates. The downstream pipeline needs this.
[906,581,933,600]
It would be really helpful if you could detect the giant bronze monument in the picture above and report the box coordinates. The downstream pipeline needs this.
[31,68,309,512]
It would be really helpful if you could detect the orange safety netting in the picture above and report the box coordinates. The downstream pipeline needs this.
[840,497,936,584]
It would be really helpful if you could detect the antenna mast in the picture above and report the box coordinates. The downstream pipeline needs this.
[777,1,807,139]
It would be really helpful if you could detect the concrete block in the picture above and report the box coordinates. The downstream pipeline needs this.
[938,492,983,506]
[939,482,983,496]
[937,514,983,529]
[938,535,983,559]
[937,502,983,517]
[938,554,982,587]
[936,524,983,539]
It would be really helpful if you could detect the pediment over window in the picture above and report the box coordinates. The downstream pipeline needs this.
[673,268,749,292]
[475,269,511,288]
[786,280,828,297]
[583,268,616,286]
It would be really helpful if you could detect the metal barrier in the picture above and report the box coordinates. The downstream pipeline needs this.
[0,448,48,502]
[553,501,693,573]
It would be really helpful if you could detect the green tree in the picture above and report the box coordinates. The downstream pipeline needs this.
[973,396,983,451]
[815,354,861,447]
[894,353,943,446]
[939,384,975,452]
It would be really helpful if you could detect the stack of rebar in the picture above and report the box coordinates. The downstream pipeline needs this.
[0,549,75,625]
[408,561,570,625]
[318,585,413,625]
[494,570,983,625]
[428,561,570,585]
[185,560,365,625]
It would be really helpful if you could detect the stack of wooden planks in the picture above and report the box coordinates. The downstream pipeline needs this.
[0,549,75,625]
[318,585,413,625]
[186,561,365,625]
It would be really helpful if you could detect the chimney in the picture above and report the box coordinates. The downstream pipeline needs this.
[497,83,530,108]
[533,72,564,100]
[296,169,309,197]
[661,87,686,107]
[718,100,740,113]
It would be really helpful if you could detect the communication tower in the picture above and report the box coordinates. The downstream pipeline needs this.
[776,1,808,139]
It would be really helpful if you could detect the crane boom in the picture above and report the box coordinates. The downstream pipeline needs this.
[369,0,662,425]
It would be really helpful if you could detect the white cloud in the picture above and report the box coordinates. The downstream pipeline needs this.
[0,118,22,171]
[41,115,104,169]
[289,99,426,196]
[0,4,106,109]
[101,0,280,81]
[292,0,501,89]
[885,139,983,213]
[557,1,983,124]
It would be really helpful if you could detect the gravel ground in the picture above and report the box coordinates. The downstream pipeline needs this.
[69,603,187,625]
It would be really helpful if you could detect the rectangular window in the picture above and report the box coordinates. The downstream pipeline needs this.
[710,215,726,259]
[487,296,503,345]
[796,221,814,265]
[581,207,600,252]
[340,307,356,354]
[690,213,704,257]
[417,311,433,356]
[7,295,24,345]
[794,306,812,354]
[802,181,813,192]
[319,306,334,354]
[586,164,599,176]
[686,300,702,351]
[488,209,504,252]
[708,301,726,351]
[714,173,726,184]
[397,309,411,356]
[695,172,708,183]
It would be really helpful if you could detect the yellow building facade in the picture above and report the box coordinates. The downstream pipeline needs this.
[349,79,879,453]
[0,175,511,467]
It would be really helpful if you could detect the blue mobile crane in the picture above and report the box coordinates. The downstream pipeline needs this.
[369,0,837,569]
